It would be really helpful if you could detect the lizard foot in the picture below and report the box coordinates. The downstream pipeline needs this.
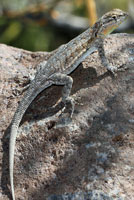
[55,97,74,128]
[13,74,34,96]
[115,65,128,72]
[107,65,128,75]
[55,114,72,128]
[64,97,74,118]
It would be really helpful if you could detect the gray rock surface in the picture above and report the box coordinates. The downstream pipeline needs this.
[0,34,134,200]
[47,190,116,200]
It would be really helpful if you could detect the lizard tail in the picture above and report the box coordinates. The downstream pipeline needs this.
[9,90,39,200]
[9,81,52,200]
[9,125,17,200]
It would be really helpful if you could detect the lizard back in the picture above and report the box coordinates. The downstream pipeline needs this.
[37,28,94,77]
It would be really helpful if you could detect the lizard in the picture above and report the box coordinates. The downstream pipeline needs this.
[9,9,128,200]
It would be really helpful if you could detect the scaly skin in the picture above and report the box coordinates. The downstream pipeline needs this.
[9,9,128,200]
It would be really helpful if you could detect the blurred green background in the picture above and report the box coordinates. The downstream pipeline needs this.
[0,0,133,52]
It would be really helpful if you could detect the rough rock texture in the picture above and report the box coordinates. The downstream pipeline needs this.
[0,33,134,200]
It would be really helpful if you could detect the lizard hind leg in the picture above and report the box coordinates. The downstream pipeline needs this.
[49,73,74,126]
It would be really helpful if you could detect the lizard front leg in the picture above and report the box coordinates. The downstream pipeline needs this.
[49,73,74,126]
[97,37,127,74]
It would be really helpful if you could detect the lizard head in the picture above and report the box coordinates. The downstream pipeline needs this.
[92,9,128,37]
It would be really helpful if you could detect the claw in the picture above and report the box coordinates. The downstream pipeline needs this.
[55,115,72,128]
[55,97,74,128]
[107,65,128,74]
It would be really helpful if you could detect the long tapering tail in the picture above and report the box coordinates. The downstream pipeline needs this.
[9,125,17,200]
[9,81,52,200]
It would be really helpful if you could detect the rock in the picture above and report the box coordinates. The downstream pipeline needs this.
[1,34,134,200]
[47,190,114,200]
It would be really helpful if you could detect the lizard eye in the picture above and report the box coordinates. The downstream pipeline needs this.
[113,16,117,21]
